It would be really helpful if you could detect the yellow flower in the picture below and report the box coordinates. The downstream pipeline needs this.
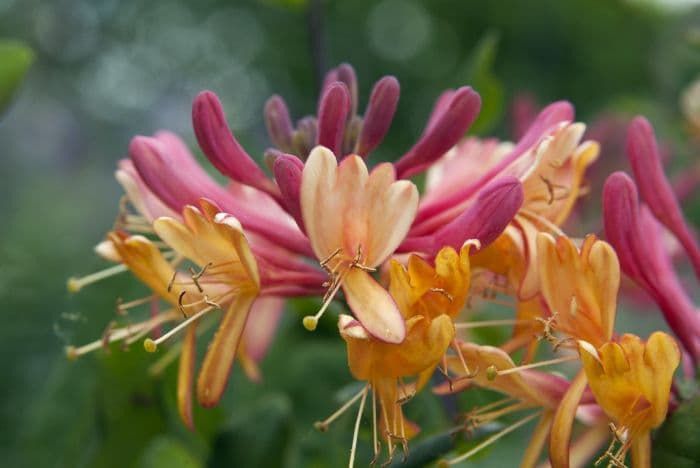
[320,246,469,466]
[301,146,419,343]
[578,332,680,467]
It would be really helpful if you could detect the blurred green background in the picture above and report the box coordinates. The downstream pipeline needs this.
[1,0,699,466]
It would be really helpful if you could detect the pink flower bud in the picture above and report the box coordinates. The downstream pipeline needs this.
[316,82,351,156]
[394,86,481,179]
[273,153,305,233]
[355,76,400,158]
[626,116,700,279]
[192,90,279,197]
[264,95,294,152]
[603,172,700,360]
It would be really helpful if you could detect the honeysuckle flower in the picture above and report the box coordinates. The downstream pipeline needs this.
[435,341,600,467]
[577,332,680,468]
[626,116,700,279]
[537,233,619,349]
[319,245,469,466]
[603,171,700,361]
[414,101,598,300]
[68,198,326,427]
[300,146,419,343]
[537,233,620,468]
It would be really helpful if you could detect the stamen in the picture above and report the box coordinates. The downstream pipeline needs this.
[595,423,630,468]
[439,411,542,466]
[348,385,369,468]
[486,354,578,380]
[314,384,368,432]
[452,339,478,378]
[304,269,347,331]
[454,319,529,329]
[143,302,222,352]
[65,310,179,359]
[117,295,155,314]
[371,387,380,465]
[67,263,129,293]
[429,288,454,302]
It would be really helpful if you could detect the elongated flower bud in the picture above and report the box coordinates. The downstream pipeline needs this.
[273,153,305,232]
[394,86,481,179]
[316,82,351,157]
[355,76,400,158]
[264,95,294,153]
[193,91,279,197]
[626,116,700,279]
[603,172,700,360]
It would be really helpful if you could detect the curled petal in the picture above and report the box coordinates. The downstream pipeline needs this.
[197,294,256,407]
[177,325,197,430]
[549,370,588,468]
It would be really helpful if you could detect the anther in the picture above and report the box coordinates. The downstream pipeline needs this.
[144,338,157,353]
[67,263,129,293]
[429,288,454,302]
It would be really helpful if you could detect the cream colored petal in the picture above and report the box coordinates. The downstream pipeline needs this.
[365,169,419,265]
[301,146,344,260]
[343,269,405,344]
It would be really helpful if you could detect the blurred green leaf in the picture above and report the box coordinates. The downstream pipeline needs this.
[138,435,202,468]
[0,40,33,113]
[460,31,504,135]
[652,395,700,467]
[207,394,293,467]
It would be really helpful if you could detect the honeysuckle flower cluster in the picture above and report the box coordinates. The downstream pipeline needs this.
[66,63,700,467]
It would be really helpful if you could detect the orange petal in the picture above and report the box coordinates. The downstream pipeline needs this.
[177,325,197,430]
[343,269,405,344]
[549,370,587,468]
[196,293,256,407]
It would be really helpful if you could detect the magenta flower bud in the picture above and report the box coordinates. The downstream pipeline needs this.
[399,176,523,257]
[292,116,317,158]
[129,135,210,212]
[626,116,700,279]
[264,95,294,153]
[394,86,481,179]
[603,172,700,360]
[192,90,279,198]
[355,75,400,158]
[335,63,358,118]
[273,153,305,233]
[316,82,350,157]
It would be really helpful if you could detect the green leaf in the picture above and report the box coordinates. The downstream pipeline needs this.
[459,31,504,135]
[0,40,34,113]
[137,436,203,468]
[207,394,294,467]
[652,395,700,467]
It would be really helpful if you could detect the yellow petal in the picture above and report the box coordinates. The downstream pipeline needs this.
[196,293,256,407]
[549,370,588,468]
[177,325,197,430]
